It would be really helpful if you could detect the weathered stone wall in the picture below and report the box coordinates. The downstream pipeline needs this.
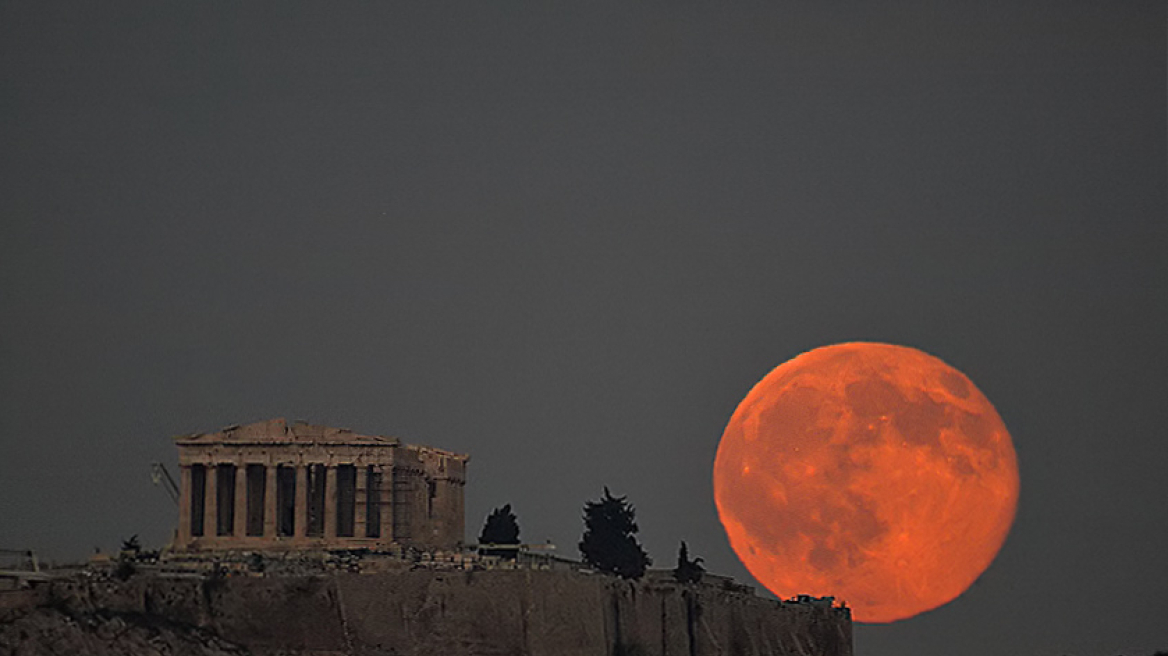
[330,570,850,656]
[37,570,851,656]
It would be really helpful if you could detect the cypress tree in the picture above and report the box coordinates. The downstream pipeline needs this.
[478,503,521,559]
[579,487,651,579]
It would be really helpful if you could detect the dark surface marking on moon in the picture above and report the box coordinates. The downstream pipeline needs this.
[809,545,841,572]
[845,376,906,420]
[939,370,971,399]
[844,491,889,544]
[892,391,948,446]
[948,454,977,476]
[757,386,830,444]
[958,410,994,447]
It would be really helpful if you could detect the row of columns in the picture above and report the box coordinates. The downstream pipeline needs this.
[176,462,392,546]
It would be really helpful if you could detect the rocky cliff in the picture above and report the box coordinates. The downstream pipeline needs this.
[2,569,851,656]
[0,602,246,656]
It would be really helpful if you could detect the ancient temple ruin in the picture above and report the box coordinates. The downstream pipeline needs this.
[172,418,467,552]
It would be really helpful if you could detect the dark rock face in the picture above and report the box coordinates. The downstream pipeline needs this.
[0,606,247,656]
[3,570,852,656]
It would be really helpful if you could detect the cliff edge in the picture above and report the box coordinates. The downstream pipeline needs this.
[3,569,851,656]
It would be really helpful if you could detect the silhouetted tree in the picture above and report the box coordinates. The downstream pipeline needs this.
[579,487,651,579]
[120,534,141,554]
[478,503,521,559]
[114,535,141,580]
[673,541,705,584]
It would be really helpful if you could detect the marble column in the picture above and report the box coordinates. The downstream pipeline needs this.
[380,465,394,544]
[294,464,309,539]
[233,462,248,538]
[206,462,220,539]
[354,465,368,539]
[177,465,192,545]
[324,465,338,539]
[263,464,278,538]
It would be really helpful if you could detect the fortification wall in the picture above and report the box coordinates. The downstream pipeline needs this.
[42,570,851,656]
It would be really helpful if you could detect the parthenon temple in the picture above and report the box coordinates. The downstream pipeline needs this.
[172,418,468,552]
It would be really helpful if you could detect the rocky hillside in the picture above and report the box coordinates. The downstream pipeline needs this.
[0,605,246,656]
[2,567,851,656]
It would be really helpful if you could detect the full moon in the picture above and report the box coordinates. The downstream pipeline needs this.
[713,343,1019,624]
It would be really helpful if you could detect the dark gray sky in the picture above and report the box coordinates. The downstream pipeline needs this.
[2,2,1164,655]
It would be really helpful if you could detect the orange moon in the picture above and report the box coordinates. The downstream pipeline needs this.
[713,343,1019,624]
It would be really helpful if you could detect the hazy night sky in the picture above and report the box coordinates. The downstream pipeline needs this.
[1,3,1164,655]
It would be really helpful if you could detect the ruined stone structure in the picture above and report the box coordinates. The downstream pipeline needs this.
[173,419,468,552]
